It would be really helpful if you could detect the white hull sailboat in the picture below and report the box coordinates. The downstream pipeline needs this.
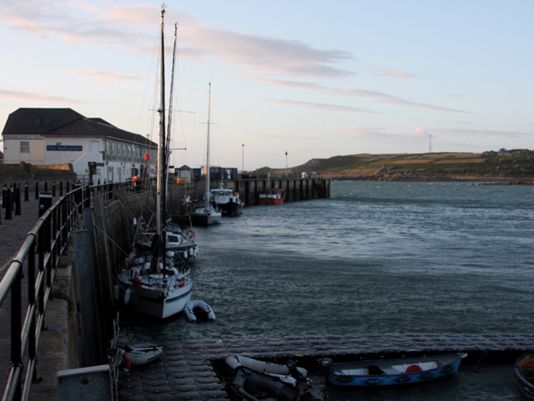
[117,9,192,319]
[192,82,222,226]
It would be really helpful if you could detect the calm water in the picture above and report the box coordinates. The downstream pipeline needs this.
[123,181,534,400]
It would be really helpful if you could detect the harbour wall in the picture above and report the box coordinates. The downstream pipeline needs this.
[167,177,331,211]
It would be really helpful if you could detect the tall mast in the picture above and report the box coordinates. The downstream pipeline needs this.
[205,82,212,210]
[156,6,166,237]
[164,22,178,216]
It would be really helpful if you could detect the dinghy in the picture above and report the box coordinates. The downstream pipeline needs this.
[184,299,216,322]
[515,353,534,400]
[324,352,467,387]
[120,344,163,367]
[225,355,318,401]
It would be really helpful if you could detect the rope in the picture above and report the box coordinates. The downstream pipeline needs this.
[92,222,130,257]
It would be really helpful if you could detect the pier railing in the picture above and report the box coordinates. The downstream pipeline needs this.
[0,181,136,401]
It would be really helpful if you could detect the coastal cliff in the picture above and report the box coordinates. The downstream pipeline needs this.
[285,150,534,183]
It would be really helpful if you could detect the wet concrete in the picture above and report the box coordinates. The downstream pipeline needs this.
[119,333,534,401]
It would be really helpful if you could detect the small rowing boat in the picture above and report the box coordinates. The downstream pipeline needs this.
[324,352,467,387]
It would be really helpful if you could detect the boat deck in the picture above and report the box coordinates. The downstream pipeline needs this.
[118,333,534,401]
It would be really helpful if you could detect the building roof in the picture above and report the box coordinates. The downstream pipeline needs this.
[2,108,157,147]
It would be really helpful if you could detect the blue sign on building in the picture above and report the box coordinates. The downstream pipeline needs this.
[47,145,83,151]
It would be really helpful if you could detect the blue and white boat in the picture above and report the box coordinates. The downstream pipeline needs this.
[326,352,467,387]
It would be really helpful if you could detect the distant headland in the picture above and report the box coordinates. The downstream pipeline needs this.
[260,149,534,184]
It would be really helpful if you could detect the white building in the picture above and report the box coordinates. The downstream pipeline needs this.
[2,108,157,183]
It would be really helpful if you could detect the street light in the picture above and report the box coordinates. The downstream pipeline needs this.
[241,144,245,172]
[285,151,288,176]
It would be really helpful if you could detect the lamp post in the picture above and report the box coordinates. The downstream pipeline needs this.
[285,151,288,176]
[241,144,245,173]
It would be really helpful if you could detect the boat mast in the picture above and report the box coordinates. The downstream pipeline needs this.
[156,6,166,238]
[165,22,178,212]
[205,82,212,211]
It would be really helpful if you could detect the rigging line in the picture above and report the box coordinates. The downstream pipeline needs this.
[92,222,130,257]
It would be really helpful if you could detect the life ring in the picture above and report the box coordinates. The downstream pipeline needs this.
[185,229,195,241]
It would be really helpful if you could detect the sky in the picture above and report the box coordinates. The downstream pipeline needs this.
[1,0,534,170]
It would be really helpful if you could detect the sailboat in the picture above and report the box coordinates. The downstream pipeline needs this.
[192,82,222,226]
[116,8,192,319]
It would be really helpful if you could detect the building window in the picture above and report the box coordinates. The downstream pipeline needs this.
[20,141,30,153]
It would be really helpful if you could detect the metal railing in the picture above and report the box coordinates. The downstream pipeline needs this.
[0,181,139,401]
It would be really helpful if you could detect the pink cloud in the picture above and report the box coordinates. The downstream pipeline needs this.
[253,77,467,113]
[73,69,143,83]
[0,1,354,78]
[373,68,416,79]
[271,99,379,114]
[0,89,88,104]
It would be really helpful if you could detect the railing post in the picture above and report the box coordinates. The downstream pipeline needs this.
[84,186,91,208]
[11,263,23,400]
[28,240,38,382]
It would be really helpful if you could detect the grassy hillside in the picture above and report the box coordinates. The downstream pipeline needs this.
[271,150,534,182]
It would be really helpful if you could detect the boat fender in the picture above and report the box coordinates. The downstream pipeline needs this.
[119,349,132,371]
[124,288,133,305]
[185,229,195,240]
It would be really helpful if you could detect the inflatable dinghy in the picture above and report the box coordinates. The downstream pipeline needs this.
[185,299,216,322]
[225,355,318,401]
[120,344,163,366]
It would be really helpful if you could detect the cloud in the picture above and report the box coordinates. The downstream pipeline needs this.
[373,68,416,79]
[271,99,379,114]
[73,69,143,83]
[343,127,401,139]
[418,128,534,138]
[0,1,354,78]
[253,77,467,113]
[0,89,88,104]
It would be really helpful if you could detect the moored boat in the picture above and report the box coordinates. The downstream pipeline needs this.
[515,353,534,400]
[258,188,284,205]
[324,352,467,387]
[117,251,193,319]
[191,82,222,226]
[116,8,192,320]
[120,344,164,367]
[135,222,198,261]
[184,299,216,322]
[211,186,242,216]
[225,355,318,401]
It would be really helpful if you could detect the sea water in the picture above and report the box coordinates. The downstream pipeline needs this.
[124,181,534,400]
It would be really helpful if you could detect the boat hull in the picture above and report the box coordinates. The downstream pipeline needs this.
[258,197,284,206]
[191,210,222,226]
[328,353,466,387]
[118,274,193,319]
[217,202,242,216]
[515,354,534,400]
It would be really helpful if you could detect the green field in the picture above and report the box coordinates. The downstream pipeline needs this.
[270,150,534,182]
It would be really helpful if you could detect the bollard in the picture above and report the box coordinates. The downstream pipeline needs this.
[35,182,39,199]
[24,183,29,201]
[60,181,63,196]
[5,189,12,220]
[15,187,21,216]
[44,182,48,192]
[2,185,6,209]
[52,181,56,197]
[66,181,71,192]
